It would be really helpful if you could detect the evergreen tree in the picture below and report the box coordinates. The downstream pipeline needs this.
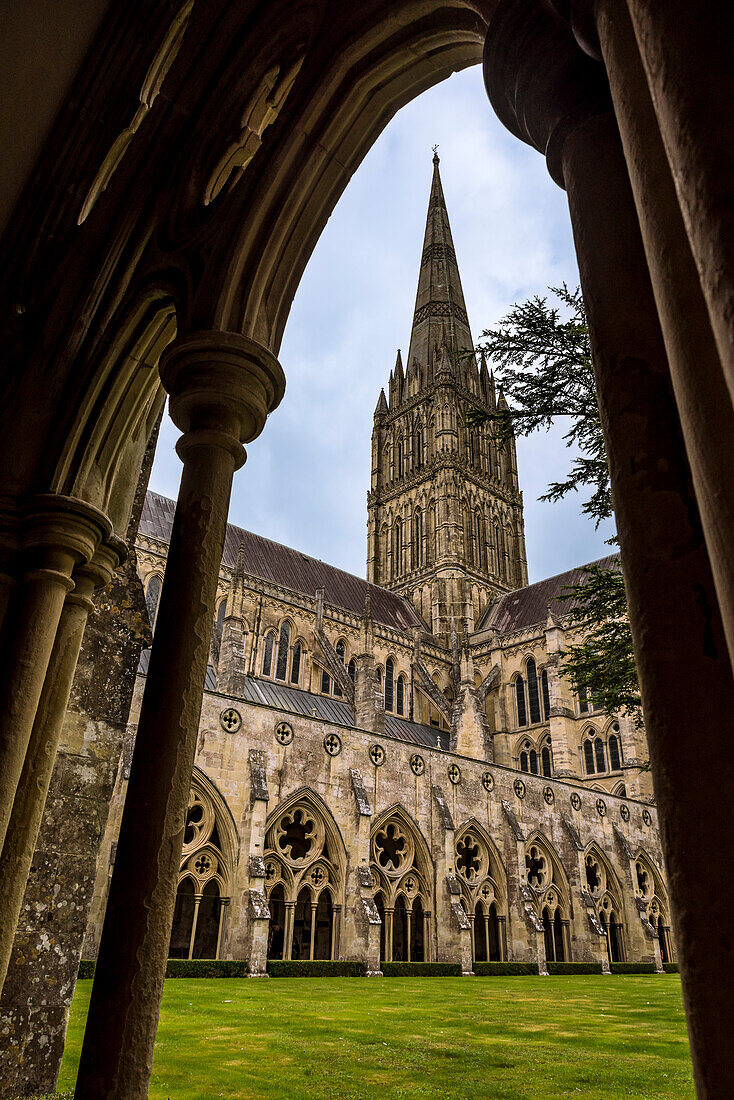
[468,285,642,725]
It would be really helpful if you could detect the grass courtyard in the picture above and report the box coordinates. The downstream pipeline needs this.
[55,976,693,1099]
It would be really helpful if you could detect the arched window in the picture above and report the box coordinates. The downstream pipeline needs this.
[578,687,590,714]
[412,511,423,569]
[290,641,302,685]
[262,631,276,677]
[541,669,550,720]
[333,640,346,697]
[494,522,501,575]
[474,511,483,569]
[214,599,226,644]
[275,621,290,681]
[526,658,541,724]
[520,740,538,774]
[608,725,622,771]
[321,668,331,694]
[396,440,403,478]
[541,742,552,778]
[375,667,382,691]
[385,657,395,713]
[594,737,606,773]
[348,658,356,683]
[469,431,476,465]
[515,676,527,727]
[394,520,403,577]
[415,429,423,469]
[145,574,162,631]
[396,674,406,716]
[584,738,595,774]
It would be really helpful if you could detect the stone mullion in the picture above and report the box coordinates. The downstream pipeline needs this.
[188,896,202,960]
[74,331,283,1100]
[309,903,317,960]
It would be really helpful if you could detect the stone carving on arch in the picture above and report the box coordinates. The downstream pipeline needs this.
[179,767,239,895]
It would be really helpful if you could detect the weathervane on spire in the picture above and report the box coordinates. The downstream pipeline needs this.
[432,144,439,164]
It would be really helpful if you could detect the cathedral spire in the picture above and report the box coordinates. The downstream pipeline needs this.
[406,152,475,376]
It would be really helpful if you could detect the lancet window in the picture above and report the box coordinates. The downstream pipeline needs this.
[412,510,423,569]
[634,853,674,964]
[581,726,623,776]
[524,837,571,962]
[169,774,235,960]
[584,847,626,963]
[394,520,403,578]
[264,795,344,962]
[455,824,506,962]
[371,811,433,965]
[384,657,395,712]
[396,674,406,717]
[515,676,527,727]
[145,574,162,631]
[526,657,541,724]
[261,631,276,677]
[541,668,551,720]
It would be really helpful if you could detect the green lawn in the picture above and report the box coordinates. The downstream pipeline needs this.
[56,976,693,1099]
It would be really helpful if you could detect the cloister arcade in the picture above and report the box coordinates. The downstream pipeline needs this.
[1,1,733,1095]
[370,807,434,964]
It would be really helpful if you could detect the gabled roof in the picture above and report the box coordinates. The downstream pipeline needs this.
[139,491,423,632]
[476,554,621,635]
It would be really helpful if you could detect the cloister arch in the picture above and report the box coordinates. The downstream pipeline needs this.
[583,843,626,963]
[169,767,239,960]
[370,804,434,964]
[524,833,572,963]
[454,820,507,961]
[263,788,347,962]
[0,3,732,1095]
[634,850,674,964]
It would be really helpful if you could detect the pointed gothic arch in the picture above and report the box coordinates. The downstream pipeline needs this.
[455,818,507,961]
[169,767,239,960]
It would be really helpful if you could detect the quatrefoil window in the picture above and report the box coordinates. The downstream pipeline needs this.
[410,754,425,776]
[370,744,386,767]
[456,835,481,881]
[448,764,461,785]
[220,707,241,733]
[278,809,316,862]
[375,824,408,872]
[275,721,293,745]
[324,733,342,757]
[526,846,546,889]
[194,854,212,876]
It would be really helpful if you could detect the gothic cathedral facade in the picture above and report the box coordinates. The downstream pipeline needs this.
[85,159,672,977]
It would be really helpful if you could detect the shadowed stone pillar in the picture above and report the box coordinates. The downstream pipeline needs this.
[74,331,283,1099]
[578,0,734,693]
[0,497,109,857]
[484,4,734,1091]
[0,537,124,992]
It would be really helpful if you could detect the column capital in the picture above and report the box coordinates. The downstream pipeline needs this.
[23,494,112,570]
[159,330,285,468]
[483,0,612,187]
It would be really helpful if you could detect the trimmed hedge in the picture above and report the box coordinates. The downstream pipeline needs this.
[166,960,253,978]
[610,962,657,974]
[267,960,366,978]
[473,962,539,976]
[380,962,462,977]
[663,963,680,974]
[547,962,603,975]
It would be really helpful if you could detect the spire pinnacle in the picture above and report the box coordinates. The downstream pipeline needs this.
[406,155,474,376]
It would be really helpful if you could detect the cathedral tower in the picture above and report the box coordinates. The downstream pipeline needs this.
[367,153,528,640]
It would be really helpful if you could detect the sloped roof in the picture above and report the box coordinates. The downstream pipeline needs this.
[139,491,423,632]
[136,652,448,750]
[477,554,621,635]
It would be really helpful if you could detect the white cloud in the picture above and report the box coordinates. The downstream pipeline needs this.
[149,67,613,583]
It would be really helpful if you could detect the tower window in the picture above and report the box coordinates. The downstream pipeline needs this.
[474,511,483,570]
[396,441,403,478]
[595,737,606,773]
[526,658,541,725]
[609,725,622,771]
[412,511,423,569]
[541,742,552,777]
[275,621,290,681]
[348,658,356,683]
[584,738,595,774]
[262,632,276,678]
[385,657,395,712]
[396,674,405,716]
[541,668,551,720]
[290,641,301,685]
[515,676,527,727]
[415,430,423,469]
[394,520,403,578]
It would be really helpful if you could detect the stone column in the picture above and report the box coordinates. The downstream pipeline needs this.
[74,331,283,1100]
[0,496,109,856]
[0,537,123,989]
[587,0,734,682]
[620,1,734,399]
[484,7,734,1088]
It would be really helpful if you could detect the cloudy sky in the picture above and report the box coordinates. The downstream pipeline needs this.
[149,66,615,584]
